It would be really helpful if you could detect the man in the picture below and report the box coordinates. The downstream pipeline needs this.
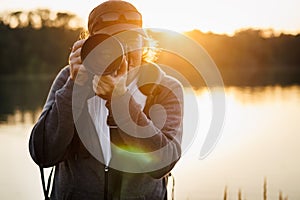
[29,1,183,199]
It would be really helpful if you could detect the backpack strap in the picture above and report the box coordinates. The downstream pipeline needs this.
[39,166,54,200]
[170,173,175,200]
[163,172,175,200]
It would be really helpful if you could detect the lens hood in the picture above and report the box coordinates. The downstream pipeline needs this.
[81,33,124,76]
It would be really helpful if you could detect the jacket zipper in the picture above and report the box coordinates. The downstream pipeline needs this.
[104,165,109,200]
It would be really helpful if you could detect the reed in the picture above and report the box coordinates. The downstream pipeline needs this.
[223,185,228,200]
[220,177,289,200]
[238,188,242,200]
[279,191,283,200]
[263,177,267,200]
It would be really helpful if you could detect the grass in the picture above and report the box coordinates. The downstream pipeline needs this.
[222,177,289,200]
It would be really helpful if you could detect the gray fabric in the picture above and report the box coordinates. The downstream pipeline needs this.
[29,65,183,200]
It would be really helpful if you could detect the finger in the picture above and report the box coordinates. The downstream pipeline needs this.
[70,63,80,79]
[93,76,112,95]
[93,75,100,86]
[70,48,82,62]
[70,54,82,65]
[116,56,128,77]
[98,75,115,90]
[73,55,82,64]
[70,62,85,78]
[72,39,86,52]
[72,46,82,58]
[78,65,87,72]
[92,76,101,94]
[76,65,87,75]
[93,76,110,91]
[100,75,113,82]
[74,65,88,85]
[93,81,105,95]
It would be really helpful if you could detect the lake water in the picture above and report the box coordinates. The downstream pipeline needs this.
[0,84,300,200]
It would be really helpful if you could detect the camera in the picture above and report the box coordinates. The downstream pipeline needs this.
[81,33,124,76]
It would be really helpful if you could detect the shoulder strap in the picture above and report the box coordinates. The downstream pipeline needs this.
[164,173,175,200]
[39,166,54,200]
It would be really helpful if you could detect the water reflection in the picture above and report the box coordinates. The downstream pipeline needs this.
[0,84,299,200]
[1,79,300,125]
[175,85,300,200]
[0,78,52,124]
[225,85,300,104]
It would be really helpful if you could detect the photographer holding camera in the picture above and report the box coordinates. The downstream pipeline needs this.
[29,1,183,199]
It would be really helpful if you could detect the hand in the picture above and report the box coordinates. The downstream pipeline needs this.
[93,56,128,100]
[69,39,88,85]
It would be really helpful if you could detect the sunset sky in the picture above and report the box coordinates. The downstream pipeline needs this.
[0,0,299,35]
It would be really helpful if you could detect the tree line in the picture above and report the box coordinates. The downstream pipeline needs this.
[0,9,82,77]
[0,9,300,86]
[184,29,300,86]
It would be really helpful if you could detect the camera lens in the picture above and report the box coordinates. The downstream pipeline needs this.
[81,34,124,76]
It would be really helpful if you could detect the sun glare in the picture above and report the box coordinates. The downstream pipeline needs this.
[1,0,299,35]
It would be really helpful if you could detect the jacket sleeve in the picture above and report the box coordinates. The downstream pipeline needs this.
[109,76,184,178]
[29,66,75,167]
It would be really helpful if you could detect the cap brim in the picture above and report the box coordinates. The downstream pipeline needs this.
[95,23,147,37]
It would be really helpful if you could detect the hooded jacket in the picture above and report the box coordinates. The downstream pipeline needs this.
[29,64,183,200]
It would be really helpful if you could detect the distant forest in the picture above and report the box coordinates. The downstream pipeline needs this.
[1,9,300,86]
